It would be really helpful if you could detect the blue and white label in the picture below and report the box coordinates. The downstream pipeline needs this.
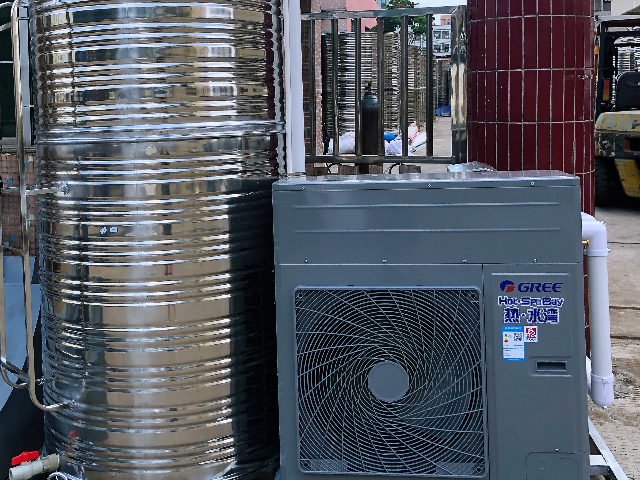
[503,326,525,361]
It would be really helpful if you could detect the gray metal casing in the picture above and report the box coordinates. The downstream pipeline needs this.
[273,172,589,480]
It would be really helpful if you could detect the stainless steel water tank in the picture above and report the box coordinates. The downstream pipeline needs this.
[30,0,284,478]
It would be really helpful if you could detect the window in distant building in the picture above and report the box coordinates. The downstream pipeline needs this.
[443,30,450,39]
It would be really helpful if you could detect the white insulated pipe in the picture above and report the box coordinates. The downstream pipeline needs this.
[282,0,306,175]
[582,212,614,409]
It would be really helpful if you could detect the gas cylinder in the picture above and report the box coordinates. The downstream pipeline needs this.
[361,82,379,155]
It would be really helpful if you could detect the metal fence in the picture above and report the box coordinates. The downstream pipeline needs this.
[303,8,455,166]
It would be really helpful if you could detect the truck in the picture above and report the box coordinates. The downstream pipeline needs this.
[595,16,640,205]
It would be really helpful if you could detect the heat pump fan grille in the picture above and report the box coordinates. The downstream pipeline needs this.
[295,288,486,477]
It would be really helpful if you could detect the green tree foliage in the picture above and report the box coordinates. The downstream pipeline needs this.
[369,0,429,41]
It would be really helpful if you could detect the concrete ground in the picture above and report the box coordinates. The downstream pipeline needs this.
[426,121,640,478]
[431,116,453,158]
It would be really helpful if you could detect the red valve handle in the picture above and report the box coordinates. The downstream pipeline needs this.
[11,451,39,466]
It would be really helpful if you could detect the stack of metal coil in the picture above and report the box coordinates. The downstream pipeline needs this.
[434,58,450,109]
[618,46,636,73]
[407,45,421,128]
[321,32,403,143]
[407,51,428,130]
[613,37,640,71]
[381,33,400,134]
[321,34,335,142]
[417,51,428,128]
[337,33,378,134]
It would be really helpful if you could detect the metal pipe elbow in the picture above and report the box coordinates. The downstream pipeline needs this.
[581,212,609,257]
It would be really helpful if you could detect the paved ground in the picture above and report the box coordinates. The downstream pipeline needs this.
[407,116,452,167]
[430,116,453,157]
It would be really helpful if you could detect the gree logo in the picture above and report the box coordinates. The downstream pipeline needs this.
[500,280,516,293]
[501,280,563,293]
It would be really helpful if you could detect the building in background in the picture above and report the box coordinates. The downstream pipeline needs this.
[596,0,612,16]
[609,0,638,14]
[439,14,451,25]
[433,24,451,56]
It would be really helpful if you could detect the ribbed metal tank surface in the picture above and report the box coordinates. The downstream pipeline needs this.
[30,0,284,479]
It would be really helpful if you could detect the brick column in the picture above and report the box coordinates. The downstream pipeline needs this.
[467,0,595,214]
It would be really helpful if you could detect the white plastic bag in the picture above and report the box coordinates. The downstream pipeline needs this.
[385,137,413,156]
[385,139,399,156]
[412,131,427,150]
[327,132,356,155]
[408,123,419,143]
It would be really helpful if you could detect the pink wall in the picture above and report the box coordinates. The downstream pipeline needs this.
[345,0,379,31]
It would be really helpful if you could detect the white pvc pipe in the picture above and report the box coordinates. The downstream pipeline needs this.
[582,213,614,409]
[9,455,59,480]
[282,0,306,175]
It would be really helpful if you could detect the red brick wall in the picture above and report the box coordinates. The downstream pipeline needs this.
[1,154,38,257]
[467,0,595,214]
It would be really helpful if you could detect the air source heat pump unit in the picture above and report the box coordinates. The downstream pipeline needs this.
[273,172,589,480]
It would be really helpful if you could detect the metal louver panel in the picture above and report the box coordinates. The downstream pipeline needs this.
[294,288,486,477]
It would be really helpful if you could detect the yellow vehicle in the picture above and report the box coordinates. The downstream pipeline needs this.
[595,16,640,205]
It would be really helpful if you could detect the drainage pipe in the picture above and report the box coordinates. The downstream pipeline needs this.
[582,212,614,408]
